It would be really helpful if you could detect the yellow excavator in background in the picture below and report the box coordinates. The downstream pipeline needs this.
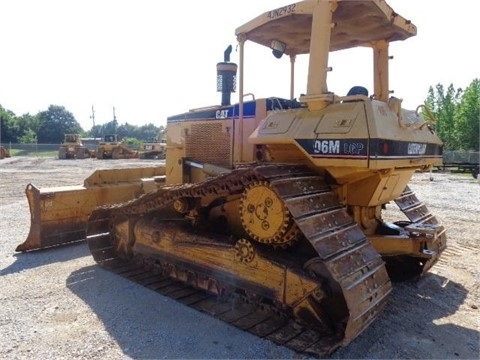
[17,1,446,356]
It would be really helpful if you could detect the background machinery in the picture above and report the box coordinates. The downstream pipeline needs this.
[17,1,446,356]
[58,134,94,159]
[0,145,10,159]
[139,138,167,159]
[95,134,138,159]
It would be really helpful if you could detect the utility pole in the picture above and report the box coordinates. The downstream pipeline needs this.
[90,105,96,137]
[113,106,117,134]
[90,105,95,128]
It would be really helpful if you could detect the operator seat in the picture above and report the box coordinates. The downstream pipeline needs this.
[346,86,368,97]
[343,86,369,103]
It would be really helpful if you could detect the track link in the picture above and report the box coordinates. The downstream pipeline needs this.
[393,185,447,274]
[87,163,392,357]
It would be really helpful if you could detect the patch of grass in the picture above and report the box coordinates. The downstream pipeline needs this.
[9,149,58,157]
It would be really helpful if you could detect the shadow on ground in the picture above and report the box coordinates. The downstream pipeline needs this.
[66,264,297,359]
[332,273,478,359]
[0,242,89,276]
[66,262,478,359]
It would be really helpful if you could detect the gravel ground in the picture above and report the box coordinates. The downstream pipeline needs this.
[0,157,479,359]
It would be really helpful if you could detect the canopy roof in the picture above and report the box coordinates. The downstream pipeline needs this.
[235,0,416,55]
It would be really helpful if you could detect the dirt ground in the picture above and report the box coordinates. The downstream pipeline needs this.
[0,156,478,359]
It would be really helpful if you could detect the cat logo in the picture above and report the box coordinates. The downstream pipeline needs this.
[216,109,229,119]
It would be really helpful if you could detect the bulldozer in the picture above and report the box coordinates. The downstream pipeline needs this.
[95,134,138,159]
[0,145,10,159]
[138,136,167,159]
[58,134,94,159]
[16,0,446,356]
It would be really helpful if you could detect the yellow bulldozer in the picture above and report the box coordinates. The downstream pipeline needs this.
[16,1,446,356]
[0,145,10,159]
[58,134,94,159]
[95,134,138,159]
[138,138,167,159]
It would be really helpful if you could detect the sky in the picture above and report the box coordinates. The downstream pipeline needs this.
[0,0,478,132]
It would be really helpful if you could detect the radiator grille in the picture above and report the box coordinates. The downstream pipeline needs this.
[186,123,232,167]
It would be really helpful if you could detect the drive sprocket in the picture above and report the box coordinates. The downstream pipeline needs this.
[239,181,299,246]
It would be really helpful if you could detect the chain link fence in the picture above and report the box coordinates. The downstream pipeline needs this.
[1,142,139,157]
[0,143,58,156]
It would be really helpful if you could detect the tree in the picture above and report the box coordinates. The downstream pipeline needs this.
[87,124,103,138]
[425,84,462,150]
[454,79,479,151]
[97,120,117,137]
[137,123,163,141]
[18,129,38,144]
[117,122,137,139]
[0,105,17,143]
[86,121,163,141]
[425,79,480,151]
[16,113,40,143]
[37,105,83,143]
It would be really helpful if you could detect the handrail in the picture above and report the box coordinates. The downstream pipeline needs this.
[415,104,437,130]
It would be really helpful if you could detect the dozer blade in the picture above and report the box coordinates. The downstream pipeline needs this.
[16,166,165,252]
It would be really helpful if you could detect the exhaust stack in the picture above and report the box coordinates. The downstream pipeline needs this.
[216,45,237,106]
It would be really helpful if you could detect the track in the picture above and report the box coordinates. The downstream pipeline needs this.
[86,164,392,357]
[393,185,447,276]
[88,237,346,356]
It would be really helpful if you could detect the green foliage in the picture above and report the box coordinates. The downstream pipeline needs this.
[16,114,40,143]
[95,120,118,136]
[9,149,58,157]
[137,123,165,141]
[37,105,82,143]
[425,79,479,151]
[1,103,164,145]
[0,105,17,142]
[85,121,164,142]
[425,84,462,150]
[117,122,136,139]
[88,124,104,138]
[123,137,142,149]
[2,78,477,152]
[18,129,38,144]
[454,79,479,151]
